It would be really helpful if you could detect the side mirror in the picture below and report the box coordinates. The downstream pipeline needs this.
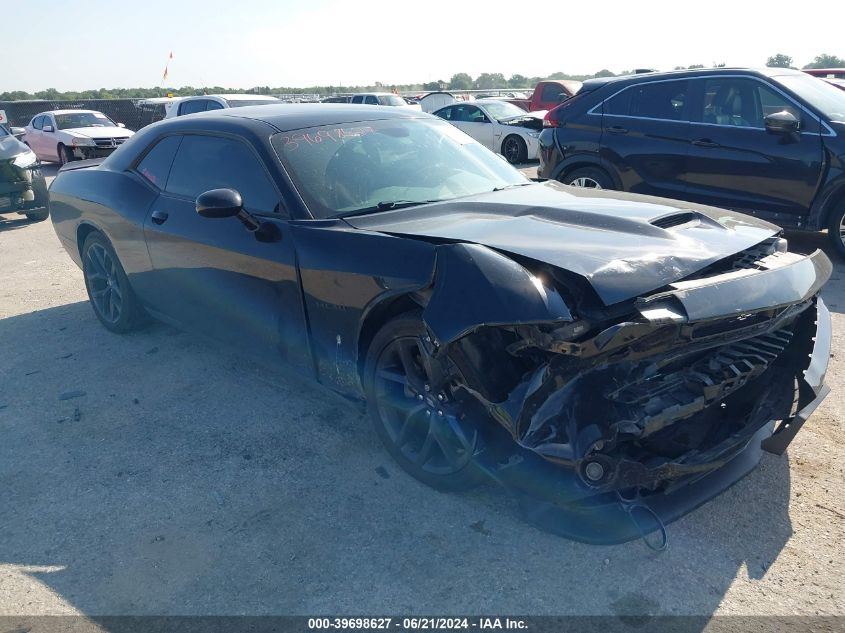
[196,188,243,218]
[117,122,126,128]
[10,127,25,140]
[764,110,800,135]
[43,124,54,133]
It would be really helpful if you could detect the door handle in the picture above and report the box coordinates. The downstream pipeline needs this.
[150,210,169,225]
[607,126,628,135]
[692,138,720,148]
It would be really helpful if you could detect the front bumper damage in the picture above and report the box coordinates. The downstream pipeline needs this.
[424,246,832,545]
[0,162,48,215]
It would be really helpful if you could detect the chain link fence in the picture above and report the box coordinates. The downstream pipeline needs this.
[0,99,169,130]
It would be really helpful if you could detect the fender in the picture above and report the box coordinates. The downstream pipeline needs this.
[422,242,573,347]
[807,171,845,230]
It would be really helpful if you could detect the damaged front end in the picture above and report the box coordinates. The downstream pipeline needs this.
[419,239,832,544]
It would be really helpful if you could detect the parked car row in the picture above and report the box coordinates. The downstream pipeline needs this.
[538,67,845,256]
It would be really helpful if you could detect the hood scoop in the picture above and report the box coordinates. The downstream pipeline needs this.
[650,211,700,230]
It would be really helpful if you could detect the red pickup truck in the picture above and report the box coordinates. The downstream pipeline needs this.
[506,80,582,111]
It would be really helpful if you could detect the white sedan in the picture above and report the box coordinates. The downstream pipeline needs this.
[432,99,546,164]
[23,110,134,165]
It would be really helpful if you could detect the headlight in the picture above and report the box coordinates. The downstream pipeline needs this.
[71,137,95,147]
[12,150,37,168]
[527,131,541,138]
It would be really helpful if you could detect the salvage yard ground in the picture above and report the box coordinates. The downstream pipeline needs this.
[0,164,843,617]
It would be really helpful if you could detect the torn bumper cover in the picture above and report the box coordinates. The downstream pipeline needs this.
[436,248,832,544]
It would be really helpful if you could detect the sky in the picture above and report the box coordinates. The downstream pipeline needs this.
[1,0,842,93]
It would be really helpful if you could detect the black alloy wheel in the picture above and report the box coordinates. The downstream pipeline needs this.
[81,233,144,333]
[365,313,483,490]
[502,135,527,164]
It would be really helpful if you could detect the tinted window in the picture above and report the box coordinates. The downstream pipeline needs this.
[434,107,452,120]
[351,95,364,104]
[696,78,798,128]
[225,99,280,108]
[206,100,225,111]
[135,135,182,188]
[364,96,379,105]
[452,105,487,123]
[605,80,689,121]
[541,84,565,102]
[32,116,43,130]
[179,99,208,116]
[165,135,279,214]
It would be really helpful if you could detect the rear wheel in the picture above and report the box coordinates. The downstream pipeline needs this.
[502,135,527,164]
[561,166,614,190]
[364,313,484,491]
[81,233,144,333]
[827,202,845,260]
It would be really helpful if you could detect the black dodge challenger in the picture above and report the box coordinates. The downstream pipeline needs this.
[48,105,832,545]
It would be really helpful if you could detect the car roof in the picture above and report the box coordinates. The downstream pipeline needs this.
[180,94,279,101]
[35,109,104,116]
[580,67,809,90]
[158,103,431,133]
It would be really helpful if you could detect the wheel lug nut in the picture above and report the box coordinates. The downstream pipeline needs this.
[437,410,444,416]
[417,394,423,400]
[437,394,444,401]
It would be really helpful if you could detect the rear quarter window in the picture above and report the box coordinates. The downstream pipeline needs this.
[135,136,182,188]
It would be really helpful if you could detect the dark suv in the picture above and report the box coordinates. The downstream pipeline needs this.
[538,68,845,256]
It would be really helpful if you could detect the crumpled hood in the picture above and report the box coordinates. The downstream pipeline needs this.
[345,181,781,305]
[0,134,29,159]
[62,127,134,139]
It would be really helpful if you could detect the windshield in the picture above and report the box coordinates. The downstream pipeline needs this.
[272,118,528,218]
[480,101,528,120]
[775,74,845,122]
[55,112,116,130]
[378,95,408,106]
[225,98,280,108]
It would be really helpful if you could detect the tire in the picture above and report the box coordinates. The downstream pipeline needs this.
[827,203,845,260]
[81,232,145,333]
[363,312,484,491]
[501,135,527,164]
[57,144,72,166]
[560,166,614,190]
[25,208,49,222]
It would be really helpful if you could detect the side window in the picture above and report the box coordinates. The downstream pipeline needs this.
[42,116,54,130]
[541,84,564,102]
[32,116,43,130]
[351,95,364,104]
[364,96,379,105]
[135,135,182,188]
[606,80,688,121]
[434,107,452,120]
[179,99,208,116]
[756,84,801,122]
[206,100,224,111]
[464,106,487,123]
[698,78,763,127]
[165,135,280,214]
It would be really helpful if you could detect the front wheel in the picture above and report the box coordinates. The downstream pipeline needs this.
[25,208,49,222]
[560,166,614,190]
[81,233,145,333]
[501,135,527,164]
[364,313,484,491]
[827,203,845,260]
[57,143,72,166]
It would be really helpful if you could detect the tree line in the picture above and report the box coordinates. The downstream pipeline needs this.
[1,54,842,102]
